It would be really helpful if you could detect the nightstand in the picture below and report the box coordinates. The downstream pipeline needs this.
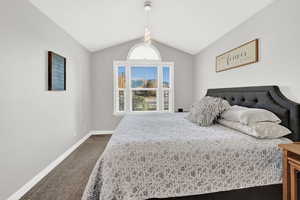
[279,143,300,200]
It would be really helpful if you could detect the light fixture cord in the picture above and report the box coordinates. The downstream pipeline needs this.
[144,4,151,44]
[146,8,150,29]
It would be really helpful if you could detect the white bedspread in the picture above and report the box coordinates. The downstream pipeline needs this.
[82,113,291,200]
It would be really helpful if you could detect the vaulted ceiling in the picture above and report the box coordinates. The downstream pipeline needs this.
[29,0,275,54]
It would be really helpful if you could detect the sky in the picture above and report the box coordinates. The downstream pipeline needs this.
[118,66,170,83]
[131,67,157,81]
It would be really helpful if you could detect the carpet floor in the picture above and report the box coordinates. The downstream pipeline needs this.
[20,135,111,200]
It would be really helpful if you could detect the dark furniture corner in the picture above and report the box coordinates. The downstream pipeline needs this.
[279,143,300,200]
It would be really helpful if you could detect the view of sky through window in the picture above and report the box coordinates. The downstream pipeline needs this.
[163,67,170,88]
[131,67,157,88]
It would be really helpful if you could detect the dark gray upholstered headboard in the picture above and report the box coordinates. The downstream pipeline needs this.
[206,86,300,141]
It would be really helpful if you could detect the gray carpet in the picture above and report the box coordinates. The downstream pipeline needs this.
[20,135,111,200]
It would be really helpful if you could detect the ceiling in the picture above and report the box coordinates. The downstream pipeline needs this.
[29,0,275,54]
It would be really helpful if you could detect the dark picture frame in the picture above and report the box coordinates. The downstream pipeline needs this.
[48,51,66,91]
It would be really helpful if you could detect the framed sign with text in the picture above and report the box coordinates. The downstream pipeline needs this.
[216,39,259,72]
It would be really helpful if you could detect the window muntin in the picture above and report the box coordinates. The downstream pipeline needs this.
[114,62,174,114]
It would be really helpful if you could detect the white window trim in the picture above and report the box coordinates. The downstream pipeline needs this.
[113,60,174,115]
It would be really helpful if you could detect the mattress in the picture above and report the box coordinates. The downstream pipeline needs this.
[82,113,291,200]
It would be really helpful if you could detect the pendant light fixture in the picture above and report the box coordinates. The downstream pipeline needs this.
[144,1,152,44]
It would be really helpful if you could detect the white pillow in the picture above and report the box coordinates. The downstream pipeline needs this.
[221,105,281,125]
[218,119,291,139]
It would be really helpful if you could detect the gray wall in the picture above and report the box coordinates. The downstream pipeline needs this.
[3,0,300,198]
[91,39,194,131]
[0,0,91,199]
[193,0,300,103]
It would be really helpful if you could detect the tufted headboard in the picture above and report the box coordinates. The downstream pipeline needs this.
[206,86,300,141]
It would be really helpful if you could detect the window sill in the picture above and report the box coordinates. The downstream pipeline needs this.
[113,112,126,117]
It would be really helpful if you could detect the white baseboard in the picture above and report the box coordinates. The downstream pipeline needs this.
[90,130,114,135]
[6,132,92,200]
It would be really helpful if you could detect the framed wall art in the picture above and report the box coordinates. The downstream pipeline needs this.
[48,51,66,91]
[216,39,259,72]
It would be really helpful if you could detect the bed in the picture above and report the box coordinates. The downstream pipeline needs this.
[82,86,300,200]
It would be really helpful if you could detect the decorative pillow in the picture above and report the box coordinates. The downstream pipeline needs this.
[221,105,281,125]
[186,96,231,126]
[218,119,291,139]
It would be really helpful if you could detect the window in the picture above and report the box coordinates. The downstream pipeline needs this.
[131,66,158,111]
[117,66,126,112]
[114,61,174,114]
[127,43,161,60]
[162,66,170,111]
[114,43,174,114]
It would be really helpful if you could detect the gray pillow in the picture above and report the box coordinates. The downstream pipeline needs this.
[186,96,231,126]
